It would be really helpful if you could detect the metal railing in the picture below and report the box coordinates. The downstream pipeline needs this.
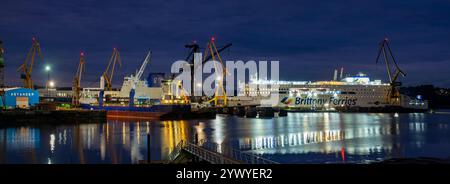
[199,140,279,164]
[168,139,279,164]
[184,141,241,164]
[167,140,185,162]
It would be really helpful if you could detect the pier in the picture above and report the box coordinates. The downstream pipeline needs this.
[167,139,278,164]
[0,109,106,126]
[215,106,288,118]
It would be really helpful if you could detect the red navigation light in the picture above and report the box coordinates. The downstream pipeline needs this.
[113,47,116,50]
[32,37,36,41]
[211,37,215,42]
[80,51,85,56]
[193,40,197,44]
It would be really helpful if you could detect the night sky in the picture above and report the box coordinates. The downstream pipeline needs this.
[1,0,449,88]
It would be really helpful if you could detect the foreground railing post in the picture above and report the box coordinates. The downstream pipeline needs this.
[147,133,151,163]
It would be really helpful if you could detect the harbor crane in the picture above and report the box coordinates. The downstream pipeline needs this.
[184,39,232,102]
[17,37,43,89]
[0,39,5,108]
[72,52,85,107]
[128,51,151,107]
[203,37,229,107]
[0,38,5,87]
[101,48,122,91]
[131,51,151,87]
[376,37,406,105]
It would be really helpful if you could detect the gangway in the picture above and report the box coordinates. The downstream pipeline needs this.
[168,139,278,164]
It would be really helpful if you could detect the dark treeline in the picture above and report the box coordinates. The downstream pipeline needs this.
[401,85,450,109]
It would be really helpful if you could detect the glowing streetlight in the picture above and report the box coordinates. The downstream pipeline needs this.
[49,80,55,88]
[45,65,51,90]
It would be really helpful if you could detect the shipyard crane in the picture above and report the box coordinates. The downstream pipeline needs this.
[185,40,232,102]
[132,51,152,87]
[185,41,232,65]
[185,41,200,64]
[0,38,5,87]
[203,37,229,107]
[101,48,122,91]
[17,37,43,89]
[126,51,151,107]
[72,52,86,107]
[376,37,406,105]
[0,39,5,109]
[202,43,232,64]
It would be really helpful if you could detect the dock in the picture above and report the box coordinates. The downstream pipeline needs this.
[215,106,288,118]
[0,109,106,126]
[167,139,278,164]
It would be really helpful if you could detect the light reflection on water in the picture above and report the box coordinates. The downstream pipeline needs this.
[0,112,449,164]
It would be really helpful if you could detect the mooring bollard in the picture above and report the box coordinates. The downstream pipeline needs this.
[147,133,151,164]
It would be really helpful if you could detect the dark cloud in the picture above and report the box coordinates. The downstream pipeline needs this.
[1,0,450,87]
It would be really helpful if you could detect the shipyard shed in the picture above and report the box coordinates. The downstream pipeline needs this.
[1,88,39,109]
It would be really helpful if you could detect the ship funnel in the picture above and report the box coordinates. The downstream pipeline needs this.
[340,67,344,79]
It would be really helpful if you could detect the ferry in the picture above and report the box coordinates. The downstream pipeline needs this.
[234,38,429,112]
[237,72,428,112]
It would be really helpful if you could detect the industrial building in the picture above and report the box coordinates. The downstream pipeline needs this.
[1,88,39,109]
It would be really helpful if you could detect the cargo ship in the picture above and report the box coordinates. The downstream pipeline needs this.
[80,103,191,120]
[79,83,203,120]
[78,51,209,120]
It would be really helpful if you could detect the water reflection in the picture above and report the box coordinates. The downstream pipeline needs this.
[0,120,190,164]
[0,112,449,164]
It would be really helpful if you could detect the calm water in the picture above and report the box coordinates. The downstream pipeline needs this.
[1,112,450,164]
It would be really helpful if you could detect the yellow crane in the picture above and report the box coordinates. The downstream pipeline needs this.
[72,52,85,107]
[102,48,122,91]
[17,37,43,89]
[376,37,406,105]
[204,37,229,107]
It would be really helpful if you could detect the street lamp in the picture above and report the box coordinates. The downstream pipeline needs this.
[45,65,51,99]
[45,65,51,89]
[49,80,55,88]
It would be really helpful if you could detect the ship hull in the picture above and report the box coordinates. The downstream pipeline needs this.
[335,106,429,113]
[80,104,191,120]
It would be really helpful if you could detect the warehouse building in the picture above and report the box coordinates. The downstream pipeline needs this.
[1,88,39,109]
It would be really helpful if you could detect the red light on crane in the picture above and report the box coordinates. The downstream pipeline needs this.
[211,37,215,42]
[80,51,85,56]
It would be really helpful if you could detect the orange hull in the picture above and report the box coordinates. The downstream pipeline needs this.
[106,111,167,120]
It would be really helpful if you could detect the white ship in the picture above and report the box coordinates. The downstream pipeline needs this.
[80,51,163,105]
[231,37,428,112]
[237,72,428,112]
